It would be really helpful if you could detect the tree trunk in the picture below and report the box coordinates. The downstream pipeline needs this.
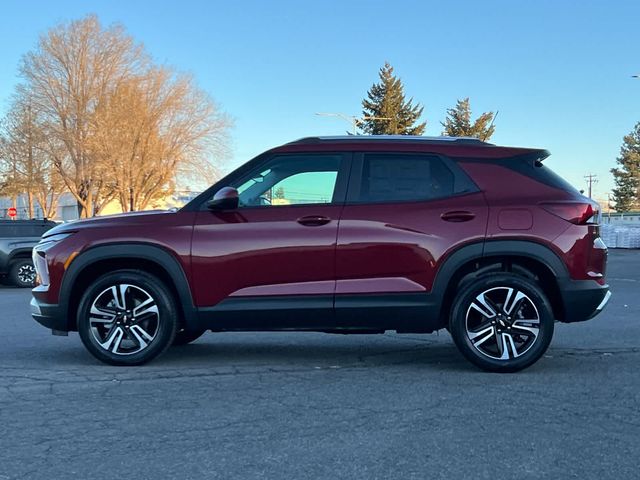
[27,192,34,219]
[47,192,59,219]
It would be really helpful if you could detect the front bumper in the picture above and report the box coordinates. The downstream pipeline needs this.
[30,297,68,332]
[559,281,611,323]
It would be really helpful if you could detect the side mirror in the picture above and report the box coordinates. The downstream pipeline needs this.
[206,187,239,211]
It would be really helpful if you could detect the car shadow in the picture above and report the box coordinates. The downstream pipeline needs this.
[28,332,567,375]
[157,335,568,375]
[157,334,474,371]
[41,333,476,372]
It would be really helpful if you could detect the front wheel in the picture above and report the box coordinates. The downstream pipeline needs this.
[77,270,178,366]
[449,273,554,373]
[9,259,37,288]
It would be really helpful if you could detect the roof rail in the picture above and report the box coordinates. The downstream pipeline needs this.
[287,135,493,146]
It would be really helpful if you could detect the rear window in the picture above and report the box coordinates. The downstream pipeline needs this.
[503,158,582,195]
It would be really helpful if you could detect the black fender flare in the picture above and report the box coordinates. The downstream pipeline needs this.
[7,247,35,264]
[430,242,484,300]
[429,239,569,321]
[60,243,197,329]
[481,240,569,279]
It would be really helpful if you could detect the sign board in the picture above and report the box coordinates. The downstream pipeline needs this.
[7,207,17,218]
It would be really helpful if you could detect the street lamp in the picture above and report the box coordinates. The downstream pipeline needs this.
[315,112,391,135]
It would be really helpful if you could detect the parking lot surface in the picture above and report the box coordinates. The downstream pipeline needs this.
[0,250,638,479]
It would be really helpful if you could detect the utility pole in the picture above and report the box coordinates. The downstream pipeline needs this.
[584,173,598,198]
[315,112,391,135]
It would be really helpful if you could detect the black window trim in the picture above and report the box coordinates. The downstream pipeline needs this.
[345,151,480,206]
[190,151,353,211]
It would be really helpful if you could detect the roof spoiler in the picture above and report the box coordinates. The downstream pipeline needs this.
[503,150,551,164]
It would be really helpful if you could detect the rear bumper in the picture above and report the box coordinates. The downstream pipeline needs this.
[30,297,68,332]
[559,281,611,323]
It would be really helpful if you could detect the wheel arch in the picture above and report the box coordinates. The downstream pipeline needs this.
[60,243,196,331]
[8,247,34,263]
[433,240,569,327]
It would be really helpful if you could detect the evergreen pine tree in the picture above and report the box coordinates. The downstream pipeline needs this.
[611,122,640,212]
[361,62,426,135]
[441,98,496,140]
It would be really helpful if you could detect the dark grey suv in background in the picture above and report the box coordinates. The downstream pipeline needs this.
[0,219,57,287]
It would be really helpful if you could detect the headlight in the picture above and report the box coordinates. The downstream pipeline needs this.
[38,233,74,249]
[33,233,74,287]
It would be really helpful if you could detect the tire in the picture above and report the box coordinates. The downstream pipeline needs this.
[173,328,206,346]
[9,259,37,288]
[449,273,554,373]
[77,270,178,366]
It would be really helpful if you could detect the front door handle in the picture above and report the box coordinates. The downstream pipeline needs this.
[297,215,331,226]
[441,211,475,222]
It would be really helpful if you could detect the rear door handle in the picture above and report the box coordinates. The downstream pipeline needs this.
[441,211,475,222]
[297,215,331,226]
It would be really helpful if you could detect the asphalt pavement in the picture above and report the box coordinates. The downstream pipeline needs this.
[0,250,638,479]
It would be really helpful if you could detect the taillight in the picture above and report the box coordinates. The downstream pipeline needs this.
[541,202,599,225]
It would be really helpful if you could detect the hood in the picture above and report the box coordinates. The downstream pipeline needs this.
[43,210,174,237]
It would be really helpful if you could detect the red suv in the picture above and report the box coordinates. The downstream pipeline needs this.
[31,136,610,372]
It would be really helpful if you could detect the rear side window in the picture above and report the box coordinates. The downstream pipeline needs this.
[350,153,476,203]
[503,158,582,195]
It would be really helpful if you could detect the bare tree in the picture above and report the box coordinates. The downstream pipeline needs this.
[18,15,147,217]
[90,68,230,212]
[0,127,22,214]
[0,96,64,219]
[18,14,230,216]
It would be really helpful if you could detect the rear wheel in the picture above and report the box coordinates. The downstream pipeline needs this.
[9,259,36,288]
[449,273,554,373]
[77,270,178,366]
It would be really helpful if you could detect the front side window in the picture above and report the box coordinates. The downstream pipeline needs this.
[233,154,341,207]
[355,154,456,203]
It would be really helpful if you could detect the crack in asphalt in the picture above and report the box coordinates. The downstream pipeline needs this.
[0,344,637,399]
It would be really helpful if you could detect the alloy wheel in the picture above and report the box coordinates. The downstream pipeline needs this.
[17,264,36,285]
[465,286,540,360]
[89,284,160,356]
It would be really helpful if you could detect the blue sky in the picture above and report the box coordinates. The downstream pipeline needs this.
[1,0,639,200]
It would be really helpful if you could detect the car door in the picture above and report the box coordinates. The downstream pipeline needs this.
[191,152,350,329]
[335,152,488,330]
